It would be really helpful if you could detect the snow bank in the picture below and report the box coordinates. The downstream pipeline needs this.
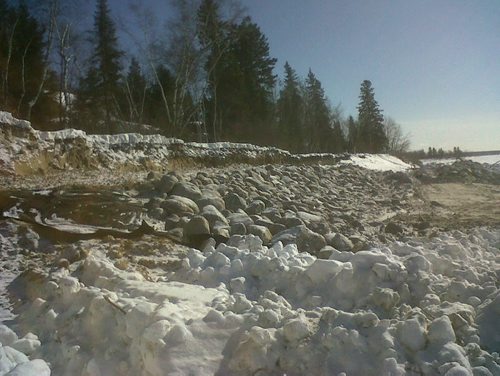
[0,325,50,375]
[0,112,31,131]
[11,228,500,375]
[1,111,414,177]
[341,153,413,172]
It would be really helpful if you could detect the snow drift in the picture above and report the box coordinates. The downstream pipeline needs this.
[8,228,500,375]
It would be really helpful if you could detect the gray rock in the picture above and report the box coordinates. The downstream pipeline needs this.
[157,174,179,194]
[197,190,225,211]
[296,228,326,255]
[149,207,164,220]
[255,218,275,228]
[261,207,282,222]
[272,225,326,254]
[246,200,266,215]
[385,222,404,235]
[224,193,247,212]
[164,214,180,230]
[184,216,210,237]
[167,227,184,241]
[227,211,254,227]
[171,181,203,201]
[201,205,229,228]
[18,227,39,252]
[318,246,337,259]
[385,171,413,185]
[326,233,354,252]
[247,225,272,244]
[145,197,162,210]
[280,216,305,228]
[212,224,230,242]
[147,171,161,180]
[161,195,199,215]
[268,222,286,235]
[297,211,323,224]
[230,223,247,235]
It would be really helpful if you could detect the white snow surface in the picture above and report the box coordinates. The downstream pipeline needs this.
[0,112,31,130]
[340,153,413,171]
[9,228,500,376]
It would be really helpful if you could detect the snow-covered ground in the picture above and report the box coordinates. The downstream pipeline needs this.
[341,153,412,172]
[1,111,499,375]
[4,228,499,376]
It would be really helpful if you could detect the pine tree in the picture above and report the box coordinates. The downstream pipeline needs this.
[277,62,304,152]
[357,80,387,153]
[79,0,123,132]
[215,16,277,144]
[304,69,331,152]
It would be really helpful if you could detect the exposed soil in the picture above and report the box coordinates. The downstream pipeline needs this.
[420,183,500,228]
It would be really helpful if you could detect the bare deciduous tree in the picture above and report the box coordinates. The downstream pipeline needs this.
[384,116,411,154]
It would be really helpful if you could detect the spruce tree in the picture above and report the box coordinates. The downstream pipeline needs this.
[79,0,122,132]
[215,16,277,144]
[357,80,387,153]
[304,69,331,152]
[277,62,304,152]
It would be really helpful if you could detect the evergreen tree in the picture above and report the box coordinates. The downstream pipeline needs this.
[277,62,304,152]
[304,69,331,152]
[357,80,387,153]
[215,16,277,144]
[79,0,123,132]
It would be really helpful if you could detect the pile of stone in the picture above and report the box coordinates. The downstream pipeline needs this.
[142,164,417,256]
[416,159,500,185]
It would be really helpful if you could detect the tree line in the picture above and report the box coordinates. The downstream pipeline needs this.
[0,0,410,154]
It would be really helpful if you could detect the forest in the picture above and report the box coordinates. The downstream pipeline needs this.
[0,0,411,154]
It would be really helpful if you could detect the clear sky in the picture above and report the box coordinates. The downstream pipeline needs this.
[236,0,500,151]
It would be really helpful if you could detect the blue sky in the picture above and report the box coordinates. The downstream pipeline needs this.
[237,0,500,151]
[111,0,499,151]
